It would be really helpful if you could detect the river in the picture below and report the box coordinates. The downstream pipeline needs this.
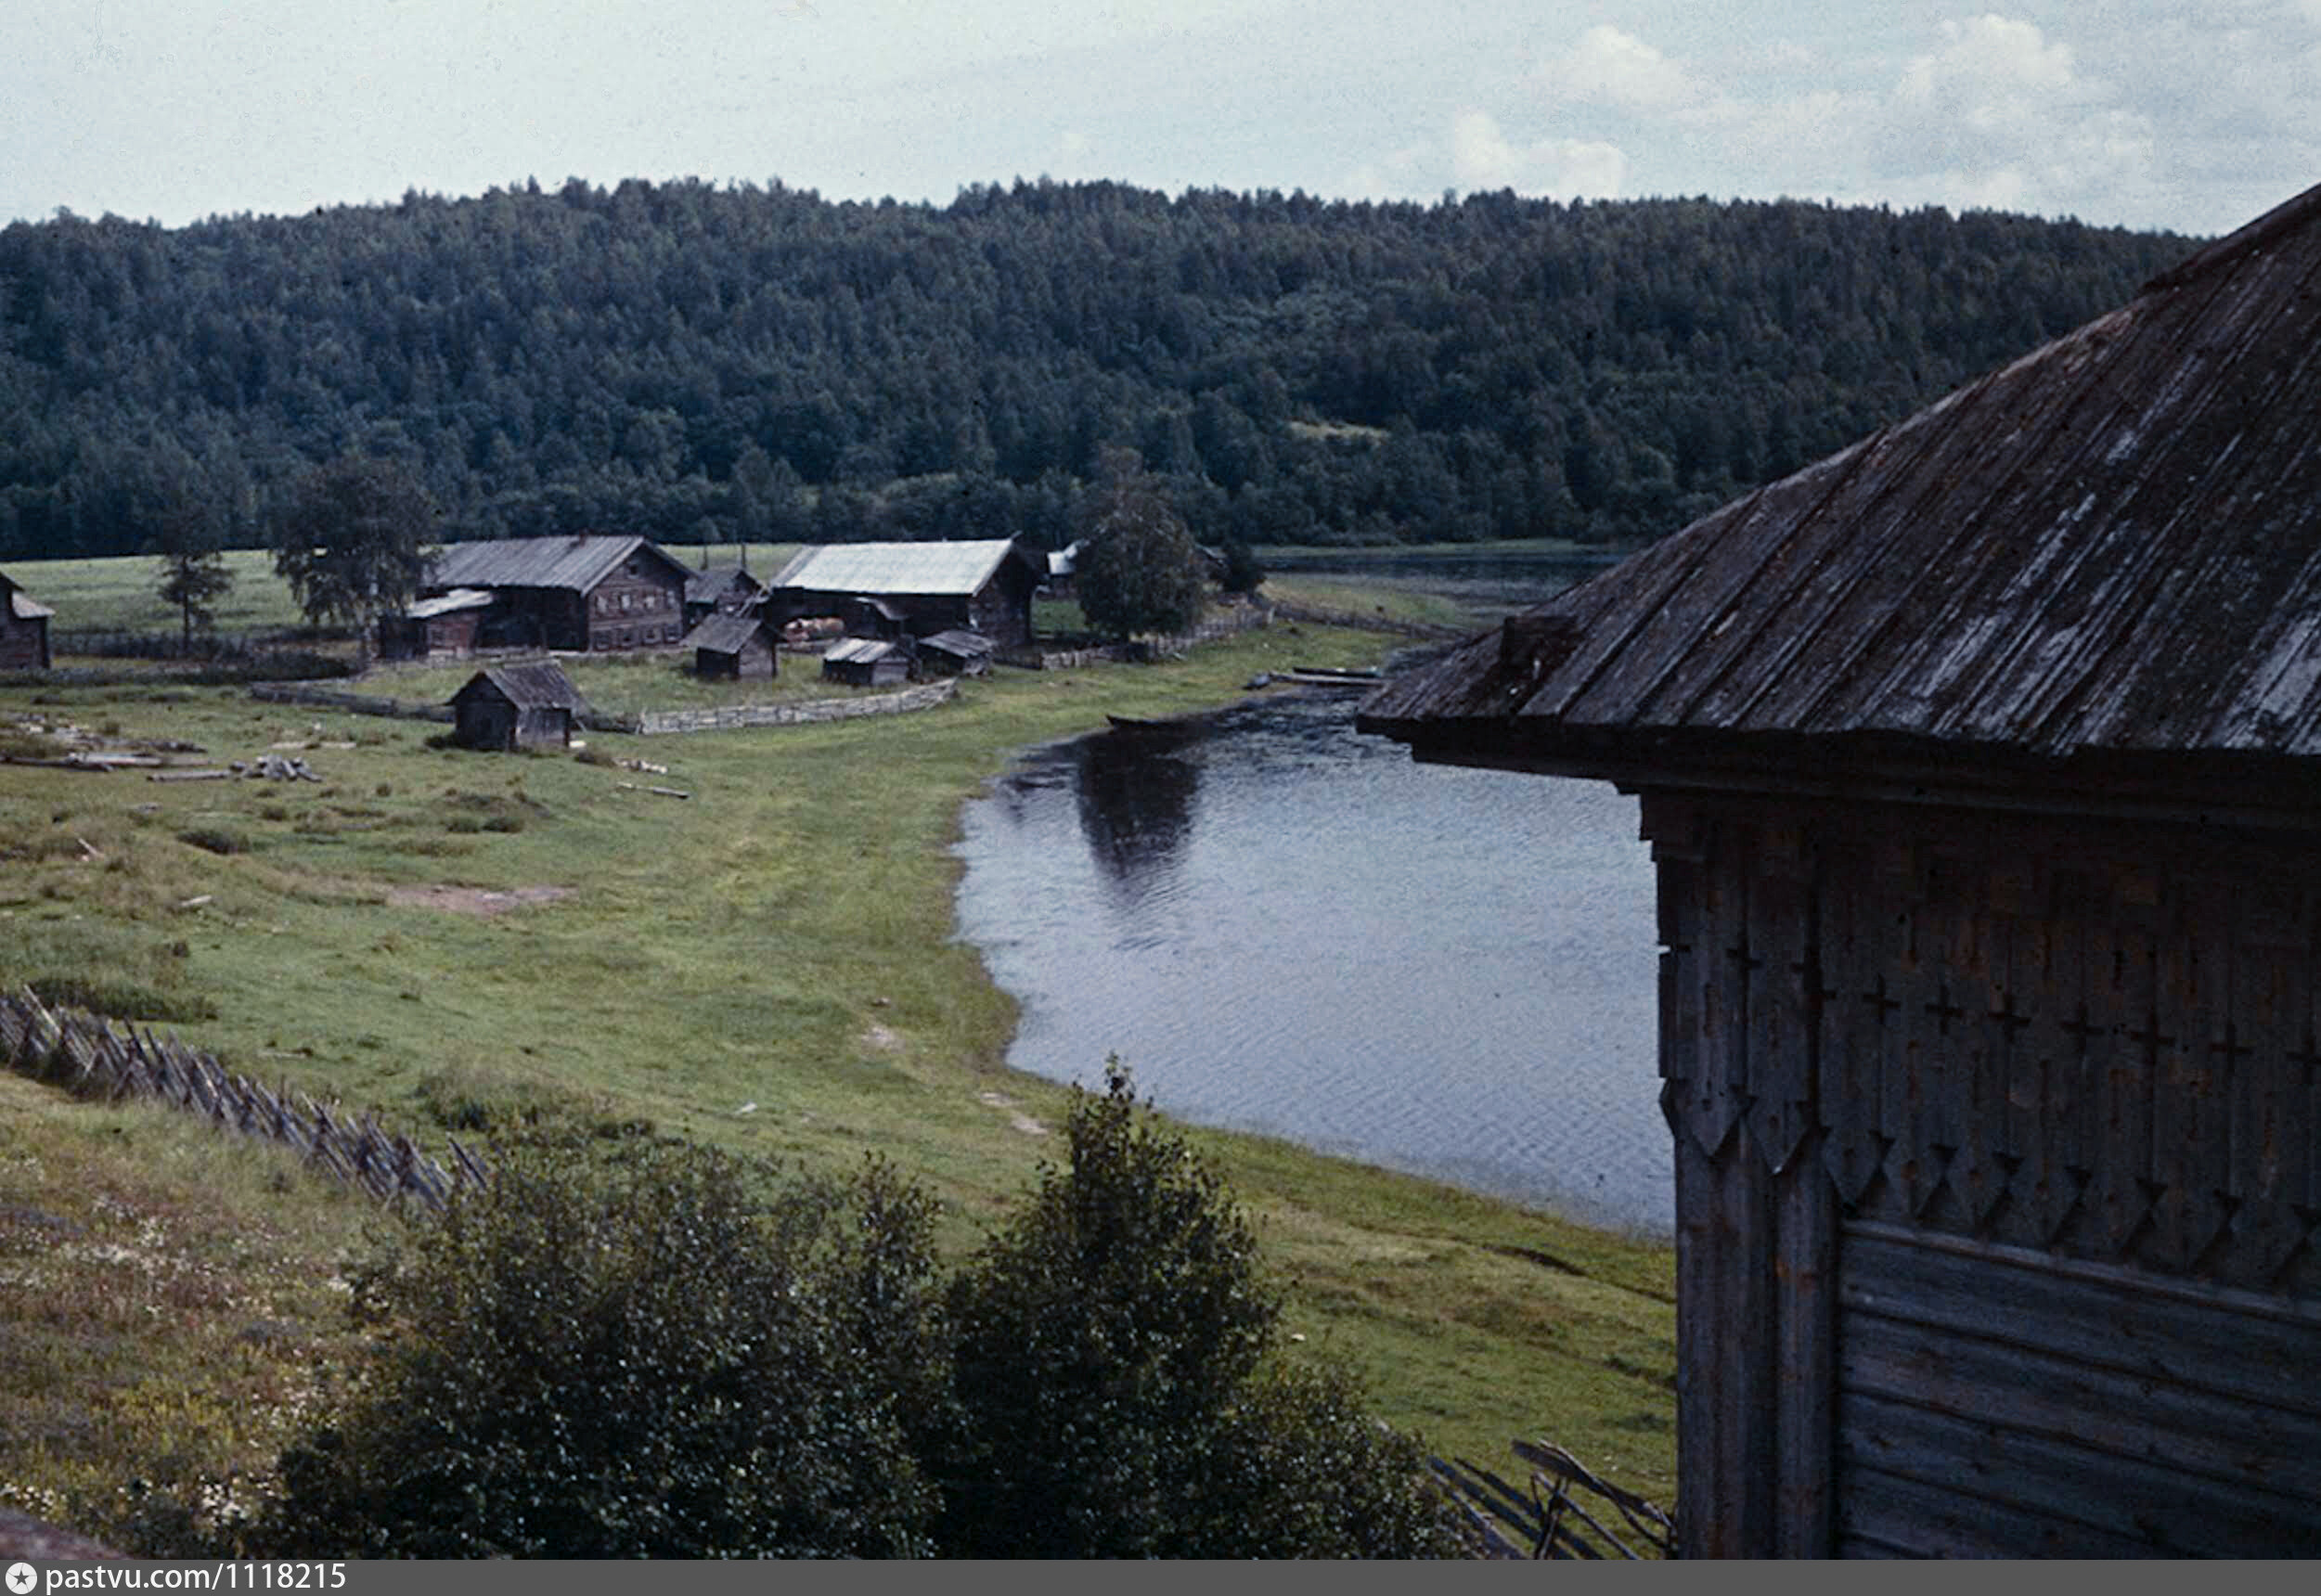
[951,549,1671,1236]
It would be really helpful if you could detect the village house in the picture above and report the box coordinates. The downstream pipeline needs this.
[681,563,764,633]
[766,539,1044,650]
[450,661,587,751]
[683,610,779,681]
[382,534,694,658]
[1361,184,2321,1557]
[0,570,54,671]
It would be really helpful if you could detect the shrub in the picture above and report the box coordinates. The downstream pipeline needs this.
[931,1064,1462,1558]
[256,1144,945,1558]
[243,1075,1458,1560]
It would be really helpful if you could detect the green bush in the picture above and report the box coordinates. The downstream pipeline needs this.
[258,1144,945,1558]
[931,1064,1463,1558]
[241,1074,1461,1560]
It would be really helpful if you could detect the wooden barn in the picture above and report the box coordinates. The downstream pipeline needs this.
[388,535,693,656]
[767,539,1043,650]
[0,570,54,671]
[450,662,587,751]
[1361,185,2321,1558]
[683,611,778,681]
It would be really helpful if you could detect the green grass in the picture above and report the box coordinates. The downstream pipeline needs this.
[0,1072,381,1541]
[0,607,1675,1544]
[351,651,895,718]
[9,550,315,638]
[1258,573,1476,630]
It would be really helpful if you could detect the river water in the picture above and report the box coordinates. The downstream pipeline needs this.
[951,551,1672,1236]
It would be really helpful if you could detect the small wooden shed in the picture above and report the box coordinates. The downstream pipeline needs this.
[682,611,778,681]
[1362,186,2321,1558]
[0,570,54,671]
[450,662,586,752]
[820,637,909,688]
[916,628,996,677]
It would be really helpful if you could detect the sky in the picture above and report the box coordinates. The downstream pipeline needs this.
[3,1,2315,238]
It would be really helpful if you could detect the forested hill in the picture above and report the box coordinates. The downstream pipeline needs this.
[0,179,2190,561]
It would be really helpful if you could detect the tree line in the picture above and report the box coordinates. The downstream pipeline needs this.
[0,178,2188,562]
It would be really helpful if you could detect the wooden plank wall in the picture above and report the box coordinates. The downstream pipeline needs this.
[1641,792,2321,1558]
[1837,1223,2321,1557]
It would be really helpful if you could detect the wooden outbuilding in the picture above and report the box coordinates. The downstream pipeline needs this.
[682,564,764,632]
[0,570,54,671]
[683,611,778,681]
[767,539,1043,650]
[1361,185,2321,1558]
[387,534,693,656]
[375,587,491,661]
[820,637,909,688]
[450,662,587,751]
[916,628,996,677]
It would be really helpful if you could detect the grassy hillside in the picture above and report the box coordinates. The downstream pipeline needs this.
[0,569,1674,1549]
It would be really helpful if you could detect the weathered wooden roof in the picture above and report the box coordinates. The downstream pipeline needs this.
[919,627,996,660]
[405,586,493,619]
[429,534,686,595]
[1362,182,2321,793]
[1,571,53,620]
[823,637,901,665]
[682,611,769,654]
[772,539,1033,597]
[684,566,762,605]
[451,661,586,712]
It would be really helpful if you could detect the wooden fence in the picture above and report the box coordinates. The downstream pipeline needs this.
[1430,1440,1677,1559]
[0,988,486,1212]
[630,677,957,735]
[250,676,960,737]
[1000,602,1277,670]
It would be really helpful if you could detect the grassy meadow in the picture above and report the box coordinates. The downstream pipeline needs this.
[0,550,1675,1547]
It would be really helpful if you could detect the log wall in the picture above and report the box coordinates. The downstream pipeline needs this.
[1644,792,2321,1557]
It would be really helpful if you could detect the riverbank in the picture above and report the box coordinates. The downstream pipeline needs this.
[0,622,1674,1541]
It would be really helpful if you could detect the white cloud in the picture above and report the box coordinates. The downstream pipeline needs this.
[1496,12,2221,227]
[1547,24,1702,114]
[1451,110,1625,200]
[1871,15,2157,222]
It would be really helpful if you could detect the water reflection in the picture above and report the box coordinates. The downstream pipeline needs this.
[1074,730,1201,907]
[954,687,1672,1236]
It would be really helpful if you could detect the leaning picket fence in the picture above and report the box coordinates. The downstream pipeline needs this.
[0,987,486,1211]
[1430,1439,1677,1559]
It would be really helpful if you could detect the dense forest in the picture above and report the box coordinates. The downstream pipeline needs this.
[0,178,2190,561]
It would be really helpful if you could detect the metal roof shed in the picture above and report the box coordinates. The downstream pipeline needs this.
[1362,183,2321,1559]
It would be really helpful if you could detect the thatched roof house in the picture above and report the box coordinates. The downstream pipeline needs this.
[1362,183,2321,1557]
